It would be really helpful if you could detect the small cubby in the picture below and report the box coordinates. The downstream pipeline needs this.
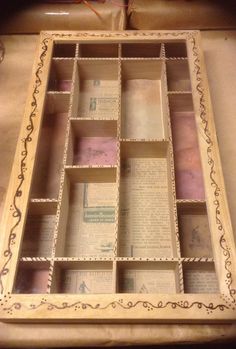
[79,44,118,57]
[118,141,177,258]
[169,93,205,200]
[30,94,70,199]
[51,261,113,294]
[53,43,76,58]
[20,201,57,257]
[118,261,180,294]
[14,261,50,294]
[183,262,219,294]
[177,202,213,258]
[76,60,119,119]
[66,119,118,166]
[55,168,117,258]
[166,60,191,91]
[165,42,187,58]
[48,59,74,92]
[121,60,165,139]
[122,43,161,57]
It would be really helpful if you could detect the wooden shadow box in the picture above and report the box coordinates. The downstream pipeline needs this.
[0,31,235,323]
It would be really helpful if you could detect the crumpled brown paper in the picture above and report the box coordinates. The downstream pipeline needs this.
[0,31,236,346]
[128,0,236,30]
[0,0,126,33]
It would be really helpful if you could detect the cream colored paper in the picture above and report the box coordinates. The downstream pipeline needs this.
[65,183,116,257]
[21,215,54,257]
[121,269,177,294]
[184,269,219,294]
[61,270,112,294]
[78,80,119,119]
[119,158,173,257]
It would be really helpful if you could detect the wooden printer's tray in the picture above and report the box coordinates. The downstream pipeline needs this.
[0,31,235,322]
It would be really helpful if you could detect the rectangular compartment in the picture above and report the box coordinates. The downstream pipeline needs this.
[20,201,57,257]
[169,94,205,200]
[118,261,180,294]
[165,42,187,58]
[76,60,119,119]
[48,59,74,92]
[55,168,117,257]
[14,261,50,294]
[79,44,118,57]
[30,94,69,199]
[183,262,219,294]
[53,43,76,58]
[122,43,161,58]
[52,261,113,294]
[166,60,191,91]
[118,141,177,258]
[121,60,165,139]
[67,119,118,166]
[178,202,213,258]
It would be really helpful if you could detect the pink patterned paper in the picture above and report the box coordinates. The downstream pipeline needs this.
[15,269,49,294]
[73,137,117,166]
[171,111,205,199]
[57,79,72,91]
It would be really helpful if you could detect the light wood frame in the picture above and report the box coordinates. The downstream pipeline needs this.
[0,30,235,322]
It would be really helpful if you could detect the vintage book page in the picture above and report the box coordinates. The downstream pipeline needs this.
[65,183,116,257]
[73,137,117,166]
[119,158,173,257]
[122,80,163,139]
[61,270,112,294]
[120,269,177,293]
[78,80,119,119]
[21,215,55,257]
[184,268,219,293]
[179,214,213,257]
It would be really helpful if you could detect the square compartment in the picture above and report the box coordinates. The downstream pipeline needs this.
[166,60,191,91]
[122,43,161,57]
[183,262,219,294]
[178,202,213,258]
[14,262,49,294]
[76,60,119,119]
[118,141,177,258]
[165,42,187,58]
[20,201,56,257]
[67,119,118,166]
[52,261,113,294]
[53,43,76,58]
[118,262,180,294]
[56,168,117,257]
[48,59,73,92]
[79,44,118,57]
[121,60,165,139]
